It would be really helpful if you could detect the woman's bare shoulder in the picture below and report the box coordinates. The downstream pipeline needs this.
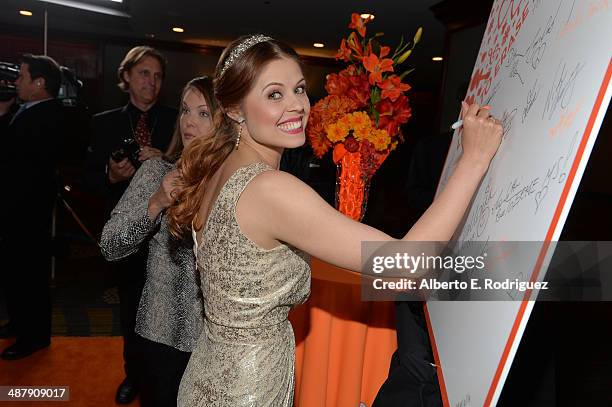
[246,168,307,196]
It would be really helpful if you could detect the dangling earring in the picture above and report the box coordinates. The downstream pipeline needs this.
[235,119,244,150]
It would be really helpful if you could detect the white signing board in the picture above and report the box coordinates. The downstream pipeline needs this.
[427,1,612,406]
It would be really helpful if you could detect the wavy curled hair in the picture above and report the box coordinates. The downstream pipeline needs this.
[167,35,301,238]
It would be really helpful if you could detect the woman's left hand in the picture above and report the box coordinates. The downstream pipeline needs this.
[139,146,163,161]
[148,169,180,218]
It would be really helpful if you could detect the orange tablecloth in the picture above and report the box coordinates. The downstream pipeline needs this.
[289,258,398,407]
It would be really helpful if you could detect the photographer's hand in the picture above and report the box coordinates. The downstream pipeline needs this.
[138,146,163,162]
[148,169,180,219]
[108,157,136,184]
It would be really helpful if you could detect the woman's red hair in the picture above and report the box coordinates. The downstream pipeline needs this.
[167,35,301,238]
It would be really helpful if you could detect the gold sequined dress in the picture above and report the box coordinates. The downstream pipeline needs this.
[178,162,311,407]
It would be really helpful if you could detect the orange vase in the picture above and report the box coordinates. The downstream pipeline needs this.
[335,151,370,221]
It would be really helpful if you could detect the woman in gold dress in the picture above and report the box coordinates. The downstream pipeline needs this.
[168,34,502,406]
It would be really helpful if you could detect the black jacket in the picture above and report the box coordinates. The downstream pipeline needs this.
[84,102,176,218]
[1,99,65,240]
[373,301,443,407]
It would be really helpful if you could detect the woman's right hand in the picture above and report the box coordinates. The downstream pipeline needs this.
[459,101,503,171]
[148,169,180,219]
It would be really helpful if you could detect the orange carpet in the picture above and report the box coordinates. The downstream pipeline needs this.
[1,276,396,407]
[0,337,138,406]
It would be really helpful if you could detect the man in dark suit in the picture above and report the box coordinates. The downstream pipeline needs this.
[84,46,176,404]
[0,54,64,360]
[0,92,17,135]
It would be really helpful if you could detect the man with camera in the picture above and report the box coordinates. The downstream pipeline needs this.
[84,46,176,404]
[0,54,64,360]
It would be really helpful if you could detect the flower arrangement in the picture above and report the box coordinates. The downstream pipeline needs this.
[307,13,422,220]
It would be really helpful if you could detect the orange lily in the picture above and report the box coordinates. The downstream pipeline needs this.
[391,95,412,123]
[377,95,412,136]
[346,73,370,107]
[379,75,411,102]
[335,39,352,62]
[349,13,367,37]
[346,32,364,59]
[379,46,391,58]
[362,53,394,85]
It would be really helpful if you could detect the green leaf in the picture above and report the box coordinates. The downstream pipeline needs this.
[370,87,381,105]
[392,35,405,59]
[396,42,411,55]
[396,35,405,51]
[372,109,380,127]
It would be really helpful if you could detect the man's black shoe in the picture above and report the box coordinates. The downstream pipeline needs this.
[1,340,50,360]
[115,377,138,404]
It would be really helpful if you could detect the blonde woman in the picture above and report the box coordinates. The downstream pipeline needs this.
[101,77,217,407]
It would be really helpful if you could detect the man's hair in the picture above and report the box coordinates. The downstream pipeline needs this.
[21,54,62,97]
[117,46,167,91]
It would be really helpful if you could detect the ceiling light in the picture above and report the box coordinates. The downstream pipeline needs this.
[172,27,184,33]
[146,33,155,38]
[313,43,324,48]
[20,10,33,16]
[33,0,130,17]
[432,56,443,61]
[360,13,375,21]
[110,0,123,2]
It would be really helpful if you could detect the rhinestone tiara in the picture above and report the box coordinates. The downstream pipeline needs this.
[218,34,273,77]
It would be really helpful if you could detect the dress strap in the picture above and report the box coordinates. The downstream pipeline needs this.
[221,162,273,210]
[197,162,274,252]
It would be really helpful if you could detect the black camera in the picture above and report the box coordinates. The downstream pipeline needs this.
[58,66,82,107]
[0,62,19,102]
[111,138,141,168]
[0,61,82,105]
